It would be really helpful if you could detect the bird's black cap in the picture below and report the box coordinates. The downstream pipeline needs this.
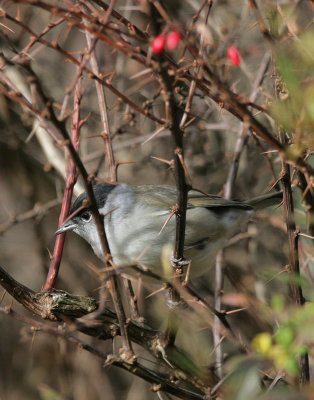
[70,183,116,214]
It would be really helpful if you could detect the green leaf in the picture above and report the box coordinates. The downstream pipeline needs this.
[285,356,299,377]
[271,294,285,312]
[275,326,294,347]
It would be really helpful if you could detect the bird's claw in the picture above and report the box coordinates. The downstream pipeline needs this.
[170,255,191,269]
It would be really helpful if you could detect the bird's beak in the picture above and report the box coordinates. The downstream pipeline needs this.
[55,221,77,235]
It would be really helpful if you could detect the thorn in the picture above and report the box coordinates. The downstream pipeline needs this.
[85,261,103,278]
[130,68,152,80]
[298,232,314,240]
[269,177,282,190]
[79,112,91,128]
[46,247,53,260]
[190,186,212,198]
[0,22,14,33]
[141,126,166,145]
[159,206,177,234]
[116,160,138,167]
[52,30,63,49]
[176,149,192,186]
[151,156,172,166]
[184,259,192,285]
[181,116,197,129]
[106,71,115,84]
[101,207,118,218]
[135,246,151,264]
[218,102,224,119]
[62,203,88,225]
[225,307,247,315]
[87,134,103,139]
[25,120,40,143]
[301,176,314,200]
[16,7,21,22]
[145,286,167,299]
[0,290,7,306]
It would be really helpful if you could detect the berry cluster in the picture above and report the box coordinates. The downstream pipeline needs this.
[151,31,181,54]
[151,33,241,68]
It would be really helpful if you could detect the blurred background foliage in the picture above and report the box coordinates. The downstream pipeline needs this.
[0,0,313,399]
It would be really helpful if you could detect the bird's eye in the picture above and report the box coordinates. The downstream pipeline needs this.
[81,211,92,222]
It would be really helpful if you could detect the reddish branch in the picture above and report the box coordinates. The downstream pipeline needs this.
[0,42,133,358]
[43,75,82,290]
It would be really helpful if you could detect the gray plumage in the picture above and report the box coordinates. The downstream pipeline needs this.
[56,183,282,278]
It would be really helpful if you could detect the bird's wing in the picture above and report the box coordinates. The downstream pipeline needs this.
[187,190,252,209]
[134,185,253,211]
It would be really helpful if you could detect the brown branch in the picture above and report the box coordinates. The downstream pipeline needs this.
[0,199,60,234]
[83,20,117,182]
[279,148,310,386]
[298,170,314,236]
[148,7,188,267]
[274,69,310,384]
[0,305,210,400]
[4,2,284,153]
[213,51,273,378]
[147,4,190,346]
[91,0,149,40]
[3,10,165,125]
[0,265,217,395]
[5,2,314,181]
[83,7,141,327]
[180,1,212,128]
[248,0,276,42]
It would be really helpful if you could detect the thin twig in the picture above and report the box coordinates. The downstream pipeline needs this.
[0,199,60,234]
[274,70,310,385]
[213,51,272,378]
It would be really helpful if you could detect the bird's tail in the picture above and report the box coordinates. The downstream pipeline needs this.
[248,190,283,210]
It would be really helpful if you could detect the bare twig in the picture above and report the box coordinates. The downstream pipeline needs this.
[213,51,272,378]
[0,199,60,234]
[83,10,141,324]
[274,71,310,385]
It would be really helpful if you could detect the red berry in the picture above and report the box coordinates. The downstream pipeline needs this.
[151,35,166,54]
[227,46,241,66]
[166,31,181,50]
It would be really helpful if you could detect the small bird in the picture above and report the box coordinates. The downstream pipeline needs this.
[56,183,282,279]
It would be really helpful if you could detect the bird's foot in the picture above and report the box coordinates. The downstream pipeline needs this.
[170,255,191,269]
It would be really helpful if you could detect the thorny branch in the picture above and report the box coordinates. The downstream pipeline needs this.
[0,305,211,400]
[1,51,134,358]
[2,1,314,178]
[274,67,310,384]
[0,199,60,234]
[43,72,83,290]
[0,0,313,397]
[0,265,217,397]
[213,50,273,379]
